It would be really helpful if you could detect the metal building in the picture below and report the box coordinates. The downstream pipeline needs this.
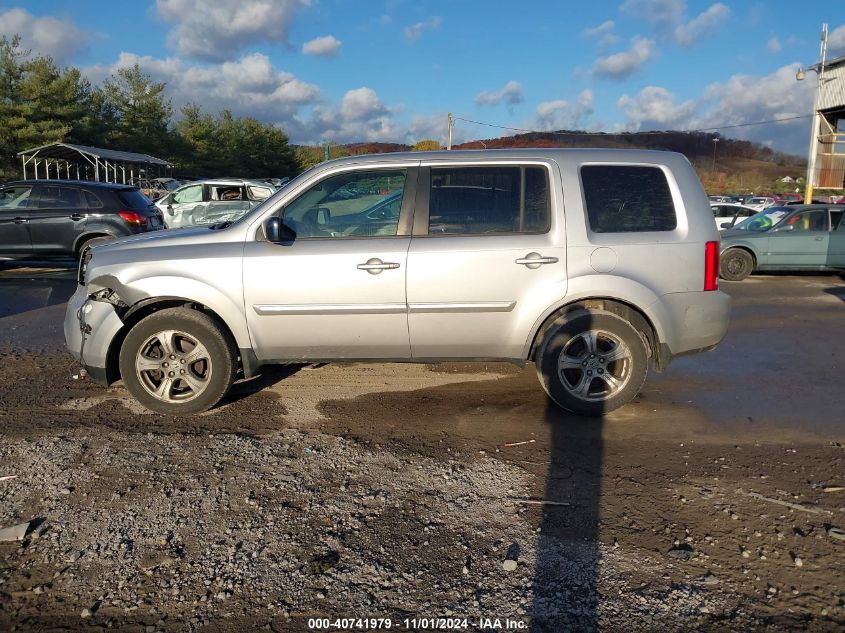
[814,53,845,191]
[17,142,172,184]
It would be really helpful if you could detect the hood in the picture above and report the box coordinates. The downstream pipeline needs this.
[89,225,240,255]
[720,228,767,240]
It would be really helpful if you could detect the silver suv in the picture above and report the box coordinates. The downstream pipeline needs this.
[65,149,730,416]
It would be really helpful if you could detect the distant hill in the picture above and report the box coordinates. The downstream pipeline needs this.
[298,130,807,194]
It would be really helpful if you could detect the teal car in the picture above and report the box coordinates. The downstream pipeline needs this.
[719,205,845,281]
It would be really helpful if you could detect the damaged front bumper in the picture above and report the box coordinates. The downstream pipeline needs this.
[64,284,125,385]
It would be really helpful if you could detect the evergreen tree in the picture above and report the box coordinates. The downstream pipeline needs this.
[102,63,173,159]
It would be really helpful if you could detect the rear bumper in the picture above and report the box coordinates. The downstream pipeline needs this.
[656,289,731,361]
[64,285,124,384]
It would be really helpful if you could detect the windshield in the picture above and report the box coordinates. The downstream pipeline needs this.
[732,207,790,231]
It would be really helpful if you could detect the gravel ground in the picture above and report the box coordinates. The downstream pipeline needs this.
[1,271,844,632]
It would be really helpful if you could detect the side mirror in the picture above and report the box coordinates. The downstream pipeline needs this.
[719,221,732,229]
[776,224,795,232]
[264,217,296,243]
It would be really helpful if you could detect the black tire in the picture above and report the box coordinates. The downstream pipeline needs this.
[720,248,753,281]
[535,310,648,416]
[76,235,113,259]
[119,307,237,414]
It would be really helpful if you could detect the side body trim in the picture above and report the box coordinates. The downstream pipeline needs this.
[253,301,517,315]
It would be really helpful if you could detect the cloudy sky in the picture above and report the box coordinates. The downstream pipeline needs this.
[2,0,844,154]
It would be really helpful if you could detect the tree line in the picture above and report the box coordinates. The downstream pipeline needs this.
[0,35,297,182]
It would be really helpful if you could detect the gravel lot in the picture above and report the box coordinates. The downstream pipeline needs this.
[1,268,844,632]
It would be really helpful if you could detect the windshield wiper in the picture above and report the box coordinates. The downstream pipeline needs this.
[209,221,234,230]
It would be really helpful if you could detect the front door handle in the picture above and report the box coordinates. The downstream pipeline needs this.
[13,217,28,224]
[515,252,558,269]
[357,258,400,275]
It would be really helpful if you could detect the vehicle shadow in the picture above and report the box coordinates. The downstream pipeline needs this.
[823,286,845,303]
[0,276,77,319]
[529,402,603,631]
[221,363,306,406]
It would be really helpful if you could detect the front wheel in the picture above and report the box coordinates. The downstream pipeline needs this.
[536,310,649,416]
[720,248,753,281]
[119,308,236,414]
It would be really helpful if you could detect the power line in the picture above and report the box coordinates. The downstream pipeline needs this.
[451,114,813,137]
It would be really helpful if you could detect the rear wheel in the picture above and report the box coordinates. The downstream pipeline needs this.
[536,310,648,416]
[720,248,753,281]
[119,308,236,414]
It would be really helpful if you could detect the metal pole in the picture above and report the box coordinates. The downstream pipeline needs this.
[805,23,828,203]
[22,155,26,180]
[711,138,719,171]
[447,112,453,150]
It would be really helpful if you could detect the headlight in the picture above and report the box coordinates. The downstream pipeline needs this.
[78,249,93,286]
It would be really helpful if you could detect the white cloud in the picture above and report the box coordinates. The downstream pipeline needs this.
[617,86,697,130]
[403,16,442,41]
[828,24,845,57]
[592,37,655,79]
[620,0,685,26]
[535,90,594,131]
[614,64,814,154]
[340,87,388,121]
[292,87,400,143]
[673,3,730,46]
[583,20,620,47]
[155,0,310,61]
[302,35,341,57]
[0,7,91,60]
[474,80,524,107]
[85,51,320,122]
[766,37,782,53]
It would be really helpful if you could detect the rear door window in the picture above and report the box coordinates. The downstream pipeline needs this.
[581,165,677,233]
[36,186,82,209]
[428,166,550,235]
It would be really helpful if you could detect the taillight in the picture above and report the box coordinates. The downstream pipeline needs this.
[704,241,719,291]
[117,210,148,226]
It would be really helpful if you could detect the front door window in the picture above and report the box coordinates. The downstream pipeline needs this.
[283,170,406,238]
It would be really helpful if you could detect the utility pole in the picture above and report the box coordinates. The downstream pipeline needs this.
[447,113,453,150]
[802,23,828,203]
[711,137,719,172]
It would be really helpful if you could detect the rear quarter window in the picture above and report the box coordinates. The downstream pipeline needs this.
[581,165,677,233]
[116,189,152,209]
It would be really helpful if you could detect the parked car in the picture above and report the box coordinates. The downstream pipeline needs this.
[155,179,276,228]
[0,180,163,261]
[744,196,777,211]
[708,195,732,203]
[719,204,845,281]
[777,193,803,203]
[711,203,756,229]
[65,148,730,416]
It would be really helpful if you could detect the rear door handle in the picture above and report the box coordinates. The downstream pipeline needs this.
[70,213,84,221]
[13,217,28,224]
[357,258,400,275]
[515,252,558,269]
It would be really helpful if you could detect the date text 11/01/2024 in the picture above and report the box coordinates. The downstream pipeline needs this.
[307,617,528,630]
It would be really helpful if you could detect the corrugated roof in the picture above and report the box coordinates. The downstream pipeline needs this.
[17,142,172,166]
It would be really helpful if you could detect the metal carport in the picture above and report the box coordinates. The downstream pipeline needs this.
[17,142,172,184]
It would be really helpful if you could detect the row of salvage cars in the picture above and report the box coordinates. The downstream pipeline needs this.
[717,203,845,281]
